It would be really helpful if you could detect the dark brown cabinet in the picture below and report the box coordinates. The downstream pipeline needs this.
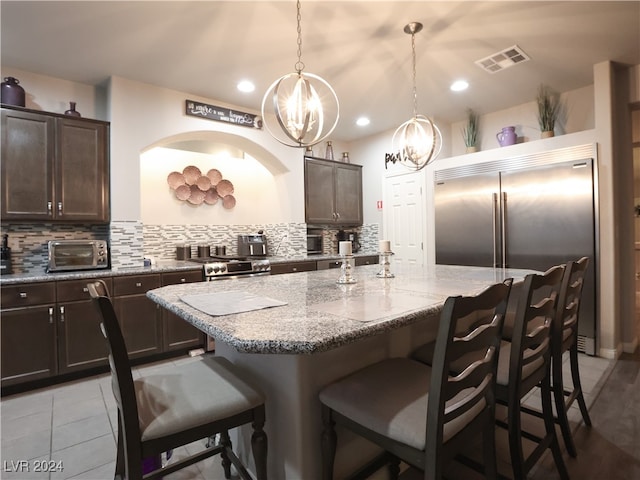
[1,106,109,223]
[112,275,162,359]
[1,283,57,386]
[56,278,112,374]
[161,271,205,351]
[270,260,317,275]
[304,156,362,226]
[355,255,379,266]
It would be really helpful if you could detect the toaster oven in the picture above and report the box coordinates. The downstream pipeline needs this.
[47,240,109,272]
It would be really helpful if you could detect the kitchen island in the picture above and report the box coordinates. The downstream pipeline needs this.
[147,263,537,478]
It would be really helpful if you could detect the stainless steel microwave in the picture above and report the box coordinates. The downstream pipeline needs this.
[47,240,109,272]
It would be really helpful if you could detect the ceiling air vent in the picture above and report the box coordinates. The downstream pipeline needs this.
[475,45,530,73]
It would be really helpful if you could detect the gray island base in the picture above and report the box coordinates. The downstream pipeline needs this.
[147,264,537,478]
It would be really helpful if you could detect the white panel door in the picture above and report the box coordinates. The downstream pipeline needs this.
[384,171,424,266]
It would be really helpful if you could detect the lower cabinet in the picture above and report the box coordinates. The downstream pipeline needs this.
[112,274,162,359]
[161,271,205,351]
[1,283,57,386]
[1,270,206,390]
[56,278,112,374]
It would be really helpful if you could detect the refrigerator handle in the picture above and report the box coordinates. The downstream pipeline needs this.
[501,191,507,268]
[492,193,499,267]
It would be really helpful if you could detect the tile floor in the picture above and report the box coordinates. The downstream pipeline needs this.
[0,352,615,480]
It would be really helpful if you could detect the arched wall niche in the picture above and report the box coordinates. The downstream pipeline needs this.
[141,130,290,175]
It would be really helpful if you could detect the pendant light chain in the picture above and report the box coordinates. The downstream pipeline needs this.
[295,0,305,74]
[411,30,418,119]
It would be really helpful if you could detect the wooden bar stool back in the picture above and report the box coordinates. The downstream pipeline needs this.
[87,280,268,480]
[319,279,512,480]
[552,256,592,457]
[494,265,568,480]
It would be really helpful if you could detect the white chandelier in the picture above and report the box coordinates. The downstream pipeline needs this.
[390,22,442,170]
[261,0,339,148]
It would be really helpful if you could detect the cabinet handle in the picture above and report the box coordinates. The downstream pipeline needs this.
[83,287,89,293]
[19,292,27,298]
[292,267,298,272]
[136,282,142,287]
[47,201,52,213]
[59,306,65,322]
[335,212,341,219]
[49,307,54,324]
[57,202,63,214]
[180,278,186,283]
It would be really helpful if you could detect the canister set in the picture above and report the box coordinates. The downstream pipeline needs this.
[175,244,226,260]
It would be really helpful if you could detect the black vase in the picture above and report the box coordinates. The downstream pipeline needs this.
[1,77,26,107]
[64,101,81,117]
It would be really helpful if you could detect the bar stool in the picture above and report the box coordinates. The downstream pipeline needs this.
[87,280,268,480]
[319,279,512,479]
[494,265,569,480]
[551,256,592,457]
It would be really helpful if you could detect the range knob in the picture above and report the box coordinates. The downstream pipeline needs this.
[206,266,214,275]
[213,265,220,273]
[220,265,227,273]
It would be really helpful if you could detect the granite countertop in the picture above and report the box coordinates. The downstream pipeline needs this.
[0,253,378,285]
[147,263,537,355]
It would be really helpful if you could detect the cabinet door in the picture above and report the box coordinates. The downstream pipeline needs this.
[1,109,55,220]
[113,295,162,359]
[57,300,109,373]
[304,158,336,224]
[334,163,363,225]
[1,305,57,386]
[113,275,162,359]
[161,271,204,351]
[56,118,109,222]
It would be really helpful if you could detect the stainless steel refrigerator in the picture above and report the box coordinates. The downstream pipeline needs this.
[434,145,597,354]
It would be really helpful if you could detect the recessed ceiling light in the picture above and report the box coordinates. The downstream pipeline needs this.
[450,80,469,92]
[356,117,370,127]
[237,80,255,93]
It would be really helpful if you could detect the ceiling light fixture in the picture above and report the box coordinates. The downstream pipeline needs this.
[237,80,255,93]
[356,117,370,127]
[261,0,339,148]
[386,22,442,171]
[450,79,469,92]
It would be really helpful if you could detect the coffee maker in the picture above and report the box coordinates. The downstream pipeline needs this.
[336,230,361,253]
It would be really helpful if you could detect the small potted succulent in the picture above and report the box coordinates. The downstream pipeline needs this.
[537,84,559,138]
[461,109,479,153]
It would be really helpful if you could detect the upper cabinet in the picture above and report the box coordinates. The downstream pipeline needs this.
[304,156,362,226]
[1,105,110,223]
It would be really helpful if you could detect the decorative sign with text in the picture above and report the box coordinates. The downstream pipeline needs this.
[185,100,262,129]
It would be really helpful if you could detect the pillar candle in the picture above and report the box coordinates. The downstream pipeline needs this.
[339,241,352,256]
[379,240,391,252]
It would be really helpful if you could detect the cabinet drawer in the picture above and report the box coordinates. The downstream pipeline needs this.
[162,270,203,286]
[270,261,317,275]
[112,274,161,296]
[57,278,113,302]
[1,283,56,308]
[355,255,379,266]
[316,259,342,270]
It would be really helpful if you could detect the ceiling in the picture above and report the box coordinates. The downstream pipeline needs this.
[1,1,639,142]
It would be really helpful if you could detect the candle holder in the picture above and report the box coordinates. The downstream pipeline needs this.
[336,254,357,284]
[376,251,395,278]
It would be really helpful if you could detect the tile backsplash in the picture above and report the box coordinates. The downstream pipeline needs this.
[1,222,380,273]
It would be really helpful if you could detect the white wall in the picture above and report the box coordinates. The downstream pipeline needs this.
[141,148,286,225]
[1,66,103,119]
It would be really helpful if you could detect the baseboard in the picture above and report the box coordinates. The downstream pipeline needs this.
[622,335,638,354]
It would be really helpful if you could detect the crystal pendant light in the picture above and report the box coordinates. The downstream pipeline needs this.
[391,22,442,170]
[261,0,339,148]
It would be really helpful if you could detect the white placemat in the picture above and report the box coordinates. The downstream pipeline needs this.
[180,291,287,316]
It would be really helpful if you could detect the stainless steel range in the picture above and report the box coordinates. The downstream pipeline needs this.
[188,255,271,280]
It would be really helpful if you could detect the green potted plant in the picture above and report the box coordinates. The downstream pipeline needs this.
[537,84,559,138]
[461,109,479,153]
